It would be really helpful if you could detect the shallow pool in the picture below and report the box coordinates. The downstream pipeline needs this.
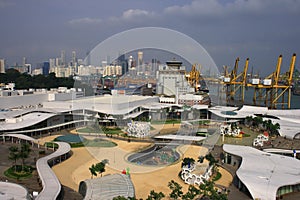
[127,144,180,166]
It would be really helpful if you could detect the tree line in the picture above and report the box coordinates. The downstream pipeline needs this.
[0,69,74,89]
[113,179,228,200]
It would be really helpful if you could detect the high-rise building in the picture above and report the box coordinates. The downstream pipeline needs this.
[137,51,143,74]
[117,54,128,75]
[128,56,134,68]
[0,59,5,73]
[49,58,55,70]
[72,51,77,66]
[43,62,50,75]
[61,50,66,67]
[55,58,60,67]
[22,57,27,67]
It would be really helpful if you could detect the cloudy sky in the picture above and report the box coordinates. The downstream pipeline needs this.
[0,0,299,75]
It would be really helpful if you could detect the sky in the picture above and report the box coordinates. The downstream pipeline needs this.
[0,0,299,76]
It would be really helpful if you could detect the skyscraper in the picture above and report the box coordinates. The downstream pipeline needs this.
[22,57,27,67]
[72,51,77,66]
[61,50,66,67]
[43,62,50,75]
[137,51,143,74]
[0,59,5,73]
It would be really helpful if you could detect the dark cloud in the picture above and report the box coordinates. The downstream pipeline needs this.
[0,0,299,75]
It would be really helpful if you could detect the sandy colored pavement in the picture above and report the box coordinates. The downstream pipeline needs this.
[215,167,233,188]
[52,136,208,199]
[36,135,62,145]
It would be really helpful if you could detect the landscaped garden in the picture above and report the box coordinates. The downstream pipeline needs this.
[53,134,117,148]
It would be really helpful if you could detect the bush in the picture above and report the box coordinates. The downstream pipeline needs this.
[4,165,33,179]
[39,150,45,155]
[45,142,58,148]
[212,171,222,181]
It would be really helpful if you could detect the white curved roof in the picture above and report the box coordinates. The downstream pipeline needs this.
[3,133,37,142]
[0,112,56,131]
[36,142,71,200]
[210,105,300,138]
[223,144,300,200]
[43,95,159,115]
[0,182,30,200]
[81,173,135,200]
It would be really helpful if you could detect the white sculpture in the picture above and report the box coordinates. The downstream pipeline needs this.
[180,162,213,186]
[127,121,150,138]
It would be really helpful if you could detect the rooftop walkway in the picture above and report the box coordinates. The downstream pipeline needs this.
[35,142,71,200]
[1,134,71,200]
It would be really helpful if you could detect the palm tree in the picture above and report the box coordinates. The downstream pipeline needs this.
[270,123,280,136]
[19,143,31,171]
[8,146,19,172]
[181,157,195,168]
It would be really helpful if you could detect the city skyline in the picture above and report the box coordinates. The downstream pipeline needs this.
[0,0,300,76]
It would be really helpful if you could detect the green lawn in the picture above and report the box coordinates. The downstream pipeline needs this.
[216,125,260,146]
[151,119,181,125]
[76,127,123,135]
[4,165,33,180]
[76,127,101,133]
[69,140,117,148]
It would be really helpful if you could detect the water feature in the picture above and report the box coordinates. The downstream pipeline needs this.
[127,144,180,166]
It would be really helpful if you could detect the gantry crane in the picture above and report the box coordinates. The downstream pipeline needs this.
[249,55,282,107]
[223,57,249,106]
[187,63,203,92]
[248,53,296,109]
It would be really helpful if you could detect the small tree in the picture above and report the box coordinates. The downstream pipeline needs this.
[168,180,183,199]
[199,180,228,200]
[19,143,31,171]
[89,164,97,179]
[198,156,204,163]
[8,146,19,172]
[181,157,195,167]
[182,185,200,200]
[89,161,106,179]
[146,190,165,200]
[205,153,217,166]
[113,196,129,200]
[95,161,106,177]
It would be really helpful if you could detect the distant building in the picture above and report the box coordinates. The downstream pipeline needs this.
[71,50,77,66]
[43,62,50,75]
[156,60,194,102]
[117,54,128,75]
[32,68,43,75]
[103,65,122,76]
[137,51,143,74]
[9,65,28,74]
[0,59,5,73]
[61,50,66,67]
[25,64,32,74]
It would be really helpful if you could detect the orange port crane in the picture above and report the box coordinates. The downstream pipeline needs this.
[248,53,296,109]
[223,57,249,106]
[187,63,202,92]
